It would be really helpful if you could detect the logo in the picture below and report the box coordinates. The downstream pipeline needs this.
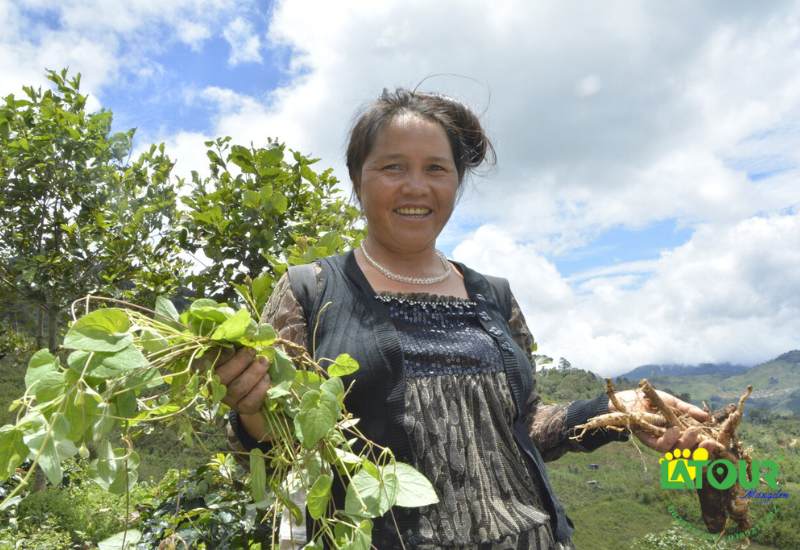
[659,448,779,490]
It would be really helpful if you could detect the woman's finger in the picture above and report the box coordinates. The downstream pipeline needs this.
[222,355,271,412]
[191,346,236,373]
[214,347,257,386]
[232,372,272,415]
[637,425,680,453]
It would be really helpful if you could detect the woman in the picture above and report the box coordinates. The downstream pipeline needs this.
[210,89,712,549]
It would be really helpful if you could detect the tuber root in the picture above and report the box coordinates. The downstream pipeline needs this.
[573,379,760,543]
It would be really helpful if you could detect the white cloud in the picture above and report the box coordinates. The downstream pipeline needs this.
[455,212,800,375]
[0,0,254,104]
[223,16,263,66]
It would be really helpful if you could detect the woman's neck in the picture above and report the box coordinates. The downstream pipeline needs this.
[355,238,468,298]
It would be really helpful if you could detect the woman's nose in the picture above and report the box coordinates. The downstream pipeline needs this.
[401,168,428,193]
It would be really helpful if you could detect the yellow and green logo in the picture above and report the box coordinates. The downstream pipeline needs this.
[659,448,779,490]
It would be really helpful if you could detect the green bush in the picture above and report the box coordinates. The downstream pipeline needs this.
[0,518,73,550]
[131,456,273,549]
[1,459,152,544]
[632,526,733,550]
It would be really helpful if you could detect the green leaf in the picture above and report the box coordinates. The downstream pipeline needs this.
[251,273,273,310]
[294,390,337,449]
[64,309,133,352]
[300,164,319,184]
[320,376,345,402]
[112,390,137,418]
[269,348,297,385]
[211,308,251,342]
[155,296,183,331]
[344,468,398,519]
[0,426,28,480]
[210,374,227,402]
[272,192,288,214]
[68,345,148,379]
[33,371,67,404]
[64,388,101,441]
[25,349,58,389]
[340,520,373,550]
[243,321,276,347]
[250,450,267,503]
[23,419,78,486]
[92,443,140,494]
[92,403,117,441]
[140,329,169,352]
[392,462,439,507]
[258,145,283,166]
[294,369,323,394]
[328,353,359,377]
[97,530,142,550]
[306,474,332,520]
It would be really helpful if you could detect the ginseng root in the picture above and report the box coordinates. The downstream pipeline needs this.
[572,379,759,544]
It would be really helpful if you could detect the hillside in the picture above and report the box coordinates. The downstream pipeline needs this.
[618,351,800,415]
[619,362,749,380]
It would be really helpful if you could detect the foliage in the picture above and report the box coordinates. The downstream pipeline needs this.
[748,406,776,425]
[0,517,73,550]
[178,136,364,305]
[0,458,150,545]
[537,365,604,402]
[131,457,272,550]
[631,526,733,549]
[0,69,187,352]
[0,284,437,548]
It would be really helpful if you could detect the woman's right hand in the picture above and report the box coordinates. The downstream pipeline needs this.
[194,346,272,440]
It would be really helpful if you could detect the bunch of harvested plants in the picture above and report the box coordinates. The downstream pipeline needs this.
[572,378,773,546]
[0,284,437,549]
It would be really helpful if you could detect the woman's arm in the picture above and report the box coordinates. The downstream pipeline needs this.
[508,294,624,461]
[224,269,315,452]
[509,294,713,459]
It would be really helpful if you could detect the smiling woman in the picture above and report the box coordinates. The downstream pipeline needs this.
[212,87,712,550]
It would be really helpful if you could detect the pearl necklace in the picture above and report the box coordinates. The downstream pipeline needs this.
[359,241,452,285]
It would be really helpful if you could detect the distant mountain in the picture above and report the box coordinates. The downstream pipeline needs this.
[616,350,800,415]
[618,362,749,381]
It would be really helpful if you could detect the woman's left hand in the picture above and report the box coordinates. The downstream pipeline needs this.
[609,389,716,453]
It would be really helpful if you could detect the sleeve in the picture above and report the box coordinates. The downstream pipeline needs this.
[227,266,319,460]
[508,294,627,462]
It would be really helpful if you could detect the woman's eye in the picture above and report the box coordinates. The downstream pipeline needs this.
[383,164,401,170]
[429,165,445,171]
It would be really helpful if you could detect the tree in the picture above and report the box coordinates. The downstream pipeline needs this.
[0,69,187,352]
[178,136,364,305]
[748,406,775,425]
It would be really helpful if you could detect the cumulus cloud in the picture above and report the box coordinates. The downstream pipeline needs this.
[455,212,800,374]
[223,16,263,66]
[0,0,255,103]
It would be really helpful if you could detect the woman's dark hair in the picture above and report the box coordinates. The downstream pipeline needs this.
[346,88,495,200]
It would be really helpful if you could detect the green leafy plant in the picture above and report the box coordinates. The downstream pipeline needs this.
[0,69,188,354]
[178,137,365,306]
[0,278,437,549]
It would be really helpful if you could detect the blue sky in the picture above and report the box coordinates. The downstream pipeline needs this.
[3,0,799,374]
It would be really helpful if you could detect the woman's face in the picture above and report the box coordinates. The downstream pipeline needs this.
[358,114,458,256]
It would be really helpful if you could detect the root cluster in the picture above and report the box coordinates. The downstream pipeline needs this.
[573,379,759,544]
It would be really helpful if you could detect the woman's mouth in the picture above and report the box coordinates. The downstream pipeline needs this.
[395,207,431,217]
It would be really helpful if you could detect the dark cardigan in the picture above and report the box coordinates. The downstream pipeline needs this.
[232,251,621,547]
